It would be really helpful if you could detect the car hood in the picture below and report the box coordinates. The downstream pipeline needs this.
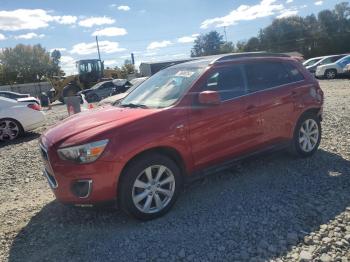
[41,105,159,147]
[79,89,92,95]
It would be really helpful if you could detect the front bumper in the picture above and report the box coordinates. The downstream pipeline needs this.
[40,144,122,205]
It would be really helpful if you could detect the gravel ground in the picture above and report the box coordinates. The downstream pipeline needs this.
[0,79,349,262]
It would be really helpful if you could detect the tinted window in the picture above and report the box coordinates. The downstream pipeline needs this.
[284,63,305,82]
[100,82,114,89]
[338,57,350,67]
[245,62,290,92]
[330,55,344,62]
[204,66,245,101]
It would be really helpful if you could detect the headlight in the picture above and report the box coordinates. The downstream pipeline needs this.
[57,139,109,163]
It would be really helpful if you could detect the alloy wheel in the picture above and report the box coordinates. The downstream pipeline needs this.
[132,165,175,214]
[0,120,20,141]
[298,119,319,153]
[326,70,336,79]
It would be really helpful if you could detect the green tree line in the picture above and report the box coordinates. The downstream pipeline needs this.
[192,2,350,59]
[0,44,62,85]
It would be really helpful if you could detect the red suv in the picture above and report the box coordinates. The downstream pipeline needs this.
[40,53,323,220]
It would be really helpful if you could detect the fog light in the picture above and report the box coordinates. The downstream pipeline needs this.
[71,180,92,198]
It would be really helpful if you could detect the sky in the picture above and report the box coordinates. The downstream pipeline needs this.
[0,0,344,75]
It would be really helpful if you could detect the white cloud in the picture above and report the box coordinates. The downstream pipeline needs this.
[60,55,77,76]
[118,5,131,11]
[50,48,66,52]
[78,16,115,28]
[277,9,298,18]
[55,15,77,25]
[178,34,199,43]
[70,40,126,55]
[314,1,323,6]
[14,32,45,40]
[104,59,118,66]
[92,27,127,37]
[286,0,293,3]
[200,0,284,29]
[0,33,6,40]
[147,40,172,50]
[0,9,77,31]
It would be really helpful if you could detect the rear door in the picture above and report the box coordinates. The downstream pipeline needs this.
[244,60,305,145]
[188,64,263,169]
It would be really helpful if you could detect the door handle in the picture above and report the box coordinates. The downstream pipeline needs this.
[291,91,298,98]
[245,105,256,113]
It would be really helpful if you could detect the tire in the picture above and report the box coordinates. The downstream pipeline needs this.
[289,113,321,157]
[118,153,183,220]
[325,69,337,79]
[0,118,24,141]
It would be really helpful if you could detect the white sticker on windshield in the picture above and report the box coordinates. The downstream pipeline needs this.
[175,71,195,78]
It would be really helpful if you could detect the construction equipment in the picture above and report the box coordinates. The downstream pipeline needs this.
[48,59,119,103]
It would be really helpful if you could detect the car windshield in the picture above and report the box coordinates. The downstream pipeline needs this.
[120,66,204,108]
[304,58,322,67]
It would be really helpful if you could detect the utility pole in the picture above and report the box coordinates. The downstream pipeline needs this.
[224,26,228,43]
[96,36,101,61]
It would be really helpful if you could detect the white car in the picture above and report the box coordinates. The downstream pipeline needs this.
[0,97,45,141]
[315,55,350,79]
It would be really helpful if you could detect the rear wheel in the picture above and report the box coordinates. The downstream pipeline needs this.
[289,113,321,157]
[325,69,337,79]
[119,153,182,220]
[0,118,24,141]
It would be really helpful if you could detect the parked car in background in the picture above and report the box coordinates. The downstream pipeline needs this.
[40,53,323,220]
[344,63,350,76]
[0,97,45,141]
[304,54,347,74]
[78,79,132,103]
[0,91,40,105]
[303,56,324,68]
[315,55,350,79]
[98,77,149,106]
[0,91,30,99]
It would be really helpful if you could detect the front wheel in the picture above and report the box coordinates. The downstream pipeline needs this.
[325,69,337,79]
[0,118,24,141]
[289,113,321,157]
[118,154,183,220]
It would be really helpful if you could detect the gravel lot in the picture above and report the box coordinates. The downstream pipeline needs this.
[0,79,349,262]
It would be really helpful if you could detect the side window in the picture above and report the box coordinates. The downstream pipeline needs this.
[284,63,305,82]
[338,57,350,67]
[204,66,245,101]
[319,58,331,65]
[245,62,290,92]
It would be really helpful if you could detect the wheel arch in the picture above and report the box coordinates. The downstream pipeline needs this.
[116,146,187,194]
[290,107,322,138]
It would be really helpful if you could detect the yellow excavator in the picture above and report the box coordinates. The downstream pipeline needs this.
[48,59,119,103]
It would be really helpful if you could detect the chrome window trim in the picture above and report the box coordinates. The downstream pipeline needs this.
[218,79,306,104]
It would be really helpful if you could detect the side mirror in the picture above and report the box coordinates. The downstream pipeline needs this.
[198,91,221,105]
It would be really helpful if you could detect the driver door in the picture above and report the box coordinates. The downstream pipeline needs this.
[188,65,263,170]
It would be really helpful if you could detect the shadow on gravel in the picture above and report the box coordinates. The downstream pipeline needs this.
[8,149,350,262]
[0,132,40,149]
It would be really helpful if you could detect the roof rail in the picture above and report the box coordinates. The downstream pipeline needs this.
[210,52,290,65]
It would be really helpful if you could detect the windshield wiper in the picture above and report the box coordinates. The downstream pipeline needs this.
[120,103,149,109]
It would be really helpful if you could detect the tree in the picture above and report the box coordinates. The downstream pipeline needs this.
[234,2,350,58]
[220,42,235,54]
[191,31,225,57]
[0,44,60,84]
[50,49,62,76]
